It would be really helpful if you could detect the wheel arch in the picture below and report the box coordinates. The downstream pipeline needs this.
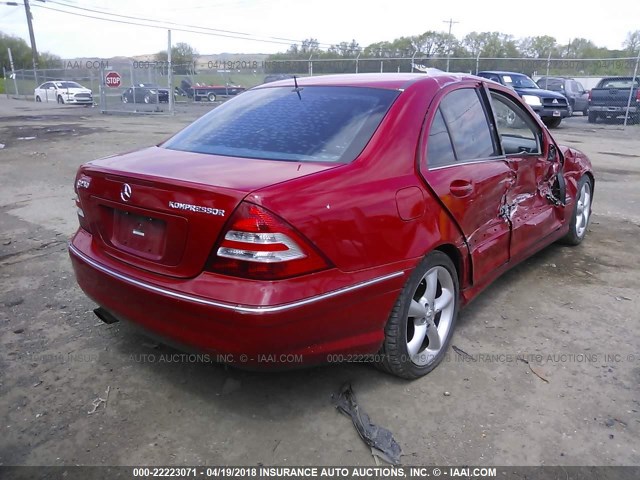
[584,170,595,192]
[434,243,465,288]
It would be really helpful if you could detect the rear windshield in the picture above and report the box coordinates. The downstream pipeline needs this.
[599,78,640,89]
[162,86,399,163]
[538,79,563,91]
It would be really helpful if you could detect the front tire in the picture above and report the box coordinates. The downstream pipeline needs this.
[57,95,64,104]
[561,175,593,246]
[35,96,41,102]
[544,117,562,128]
[377,251,459,379]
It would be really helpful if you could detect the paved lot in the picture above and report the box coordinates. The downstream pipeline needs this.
[0,97,639,467]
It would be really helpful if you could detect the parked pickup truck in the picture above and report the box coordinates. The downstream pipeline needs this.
[588,76,640,124]
[477,71,570,128]
[176,79,246,102]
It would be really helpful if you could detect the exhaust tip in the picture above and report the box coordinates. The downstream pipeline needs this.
[94,307,119,325]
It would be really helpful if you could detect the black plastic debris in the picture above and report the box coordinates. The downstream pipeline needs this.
[332,383,402,464]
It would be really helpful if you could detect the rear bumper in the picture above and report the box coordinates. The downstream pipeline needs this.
[69,229,411,367]
[589,105,638,114]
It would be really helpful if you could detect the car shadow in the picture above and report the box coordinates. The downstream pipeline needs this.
[102,228,592,417]
[107,319,408,421]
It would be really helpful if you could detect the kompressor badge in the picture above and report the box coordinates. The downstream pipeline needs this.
[168,201,225,217]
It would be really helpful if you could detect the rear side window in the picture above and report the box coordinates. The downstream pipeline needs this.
[599,78,640,88]
[541,80,563,91]
[439,88,496,162]
[426,109,456,168]
[163,86,399,163]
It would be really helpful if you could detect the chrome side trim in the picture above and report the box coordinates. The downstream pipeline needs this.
[68,243,405,314]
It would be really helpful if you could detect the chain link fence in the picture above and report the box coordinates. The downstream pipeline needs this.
[97,60,169,114]
[260,55,640,88]
[4,55,639,121]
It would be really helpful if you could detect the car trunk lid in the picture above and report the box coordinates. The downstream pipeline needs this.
[77,146,337,278]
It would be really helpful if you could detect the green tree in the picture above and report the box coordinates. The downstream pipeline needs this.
[0,32,33,70]
[623,30,640,54]
[38,52,62,68]
[328,40,361,57]
[363,41,394,57]
[412,31,451,57]
[156,42,198,74]
[0,32,61,70]
[462,32,518,58]
[562,38,598,58]
[300,38,320,55]
[519,36,558,58]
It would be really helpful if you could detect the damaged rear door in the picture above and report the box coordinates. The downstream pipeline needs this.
[486,88,565,260]
[421,86,514,285]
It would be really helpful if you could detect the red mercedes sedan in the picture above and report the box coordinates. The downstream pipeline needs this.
[69,73,594,379]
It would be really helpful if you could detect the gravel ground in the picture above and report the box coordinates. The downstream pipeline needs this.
[0,97,639,468]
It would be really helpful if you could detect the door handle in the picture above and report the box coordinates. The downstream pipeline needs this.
[450,180,474,197]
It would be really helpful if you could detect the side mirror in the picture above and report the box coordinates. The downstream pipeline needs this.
[547,143,557,162]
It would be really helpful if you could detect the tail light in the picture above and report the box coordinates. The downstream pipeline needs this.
[74,173,92,233]
[207,202,331,280]
[636,90,640,102]
[587,90,592,102]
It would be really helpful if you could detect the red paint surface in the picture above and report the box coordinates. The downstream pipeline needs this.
[70,73,593,366]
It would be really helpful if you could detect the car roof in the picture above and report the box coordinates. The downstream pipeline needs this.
[252,72,481,91]
[600,76,635,81]
[478,71,530,76]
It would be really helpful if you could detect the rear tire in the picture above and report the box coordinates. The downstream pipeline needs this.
[587,111,597,123]
[561,175,593,246]
[377,251,459,379]
[207,92,216,102]
[57,95,64,104]
[35,96,41,102]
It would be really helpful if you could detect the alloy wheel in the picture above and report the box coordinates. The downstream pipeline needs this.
[575,181,591,238]
[406,265,456,366]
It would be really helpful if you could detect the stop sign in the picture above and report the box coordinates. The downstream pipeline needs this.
[105,71,121,88]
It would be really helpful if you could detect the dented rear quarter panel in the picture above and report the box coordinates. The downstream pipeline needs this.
[253,77,469,275]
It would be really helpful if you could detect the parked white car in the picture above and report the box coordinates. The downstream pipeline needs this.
[34,81,93,105]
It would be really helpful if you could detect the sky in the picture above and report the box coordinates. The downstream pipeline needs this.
[0,0,639,59]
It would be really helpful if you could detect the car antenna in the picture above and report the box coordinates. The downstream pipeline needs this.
[292,75,303,100]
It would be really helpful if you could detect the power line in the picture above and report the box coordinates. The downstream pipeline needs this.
[32,3,294,46]
[37,0,335,48]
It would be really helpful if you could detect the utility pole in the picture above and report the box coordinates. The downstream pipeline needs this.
[23,0,39,83]
[168,30,174,115]
[443,18,459,72]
